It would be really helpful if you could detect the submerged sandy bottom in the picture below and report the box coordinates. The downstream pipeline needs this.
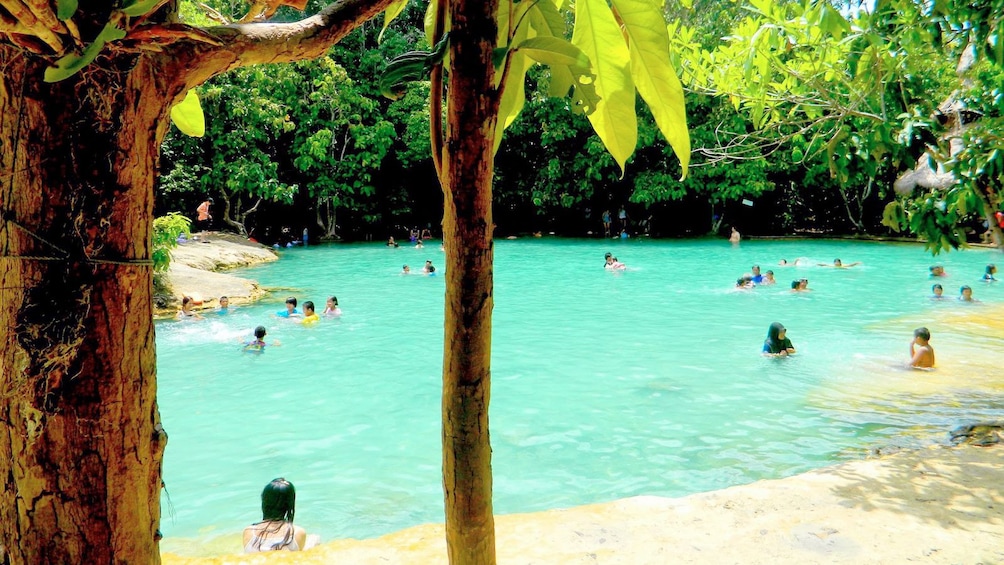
[162,444,1004,565]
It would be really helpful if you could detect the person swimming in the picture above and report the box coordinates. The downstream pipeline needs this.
[243,326,277,353]
[762,322,796,356]
[931,283,944,299]
[982,264,997,282]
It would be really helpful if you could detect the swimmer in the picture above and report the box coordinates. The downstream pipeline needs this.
[176,296,203,320]
[323,296,342,317]
[791,278,810,292]
[243,326,280,352]
[277,297,301,318]
[762,322,796,356]
[931,283,944,299]
[736,275,754,289]
[415,239,424,249]
[929,265,946,277]
[386,236,399,248]
[750,265,763,284]
[216,296,231,314]
[762,270,776,285]
[604,254,626,270]
[818,258,861,268]
[422,260,435,274]
[301,301,320,324]
[401,265,411,275]
[909,327,935,369]
[959,285,978,302]
[982,263,997,282]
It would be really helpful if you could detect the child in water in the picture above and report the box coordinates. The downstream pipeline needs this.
[323,296,342,317]
[931,284,944,299]
[909,327,935,369]
[762,322,796,356]
[243,326,279,353]
[983,264,997,282]
[301,301,320,324]
[959,285,978,302]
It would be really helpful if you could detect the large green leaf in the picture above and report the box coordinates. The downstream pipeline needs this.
[379,0,409,43]
[170,89,206,137]
[515,36,589,68]
[572,0,637,174]
[44,23,126,82]
[121,0,161,17]
[612,0,690,177]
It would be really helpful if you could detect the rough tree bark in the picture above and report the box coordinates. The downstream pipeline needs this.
[0,51,169,565]
[440,1,500,563]
[0,0,396,561]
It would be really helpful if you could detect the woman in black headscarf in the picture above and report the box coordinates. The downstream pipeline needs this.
[762,322,796,356]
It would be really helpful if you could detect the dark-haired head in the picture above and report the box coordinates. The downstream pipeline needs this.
[182,296,192,306]
[913,327,931,341]
[285,297,297,307]
[791,280,800,289]
[303,301,314,313]
[254,326,266,339]
[932,283,943,291]
[987,264,997,274]
[329,296,338,306]
[767,322,785,340]
[261,478,295,522]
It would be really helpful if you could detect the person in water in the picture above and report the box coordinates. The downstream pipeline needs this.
[762,270,776,285]
[750,265,763,284]
[277,297,301,318]
[959,285,978,302]
[604,253,626,270]
[386,236,399,248]
[300,301,320,324]
[931,284,944,299]
[243,478,310,553]
[762,322,796,356]
[736,275,754,289]
[323,296,342,317]
[176,296,203,320]
[243,326,279,352]
[819,258,861,268]
[401,265,411,275]
[929,265,946,277]
[216,296,230,314]
[983,264,998,282]
[909,327,935,369]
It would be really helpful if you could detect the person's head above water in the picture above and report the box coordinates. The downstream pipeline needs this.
[833,259,843,266]
[303,301,314,314]
[285,297,297,308]
[913,327,931,342]
[260,478,296,522]
[254,326,266,340]
[766,322,786,341]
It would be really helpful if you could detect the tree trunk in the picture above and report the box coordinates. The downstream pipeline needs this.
[0,52,169,564]
[440,1,500,563]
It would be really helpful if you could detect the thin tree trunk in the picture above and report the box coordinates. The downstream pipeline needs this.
[0,53,168,563]
[440,1,500,563]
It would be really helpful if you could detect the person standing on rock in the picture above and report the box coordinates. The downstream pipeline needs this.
[196,197,213,242]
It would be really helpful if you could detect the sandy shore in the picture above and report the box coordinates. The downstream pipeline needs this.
[155,233,278,317]
[161,444,1004,564]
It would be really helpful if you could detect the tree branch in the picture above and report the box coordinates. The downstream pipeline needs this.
[167,0,398,93]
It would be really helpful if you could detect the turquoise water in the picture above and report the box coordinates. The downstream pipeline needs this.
[156,239,1004,550]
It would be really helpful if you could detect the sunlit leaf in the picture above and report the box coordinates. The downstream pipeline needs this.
[572,0,637,175]
[516,36,589,68]
[612,0,690,177]
[379,0,409,43]
[170,89,206,137]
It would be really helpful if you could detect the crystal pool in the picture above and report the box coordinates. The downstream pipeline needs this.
[156,238,1004,552]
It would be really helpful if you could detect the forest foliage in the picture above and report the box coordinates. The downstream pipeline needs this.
[156,0,1004,251]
